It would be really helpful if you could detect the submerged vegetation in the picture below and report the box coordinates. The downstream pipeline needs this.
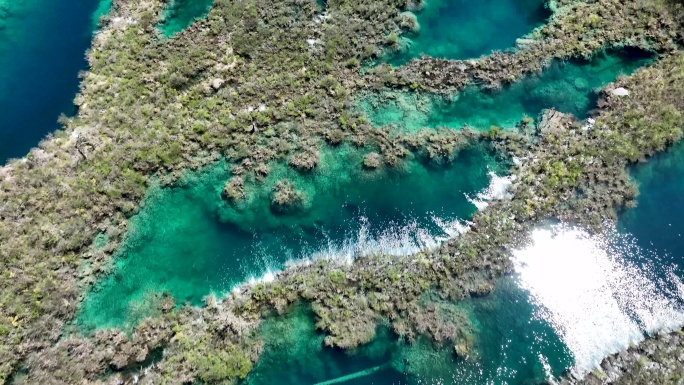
[379,0,551,65]
[77,143,499,331]
[0,0,684,383]
[360,48,653,131]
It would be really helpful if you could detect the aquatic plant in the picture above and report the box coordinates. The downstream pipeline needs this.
[222,175,246,202]
[1,0,684,382]
[371,0,684,92]
[359,49,654,132]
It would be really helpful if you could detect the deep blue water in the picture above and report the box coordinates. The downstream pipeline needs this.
[620,140,684,270]
[0,0,107,163]
[4,0,684,383]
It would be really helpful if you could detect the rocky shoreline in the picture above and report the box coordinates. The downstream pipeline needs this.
[558,328,684,384]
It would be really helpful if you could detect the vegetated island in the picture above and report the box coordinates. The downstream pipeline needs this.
[1,0,684,383]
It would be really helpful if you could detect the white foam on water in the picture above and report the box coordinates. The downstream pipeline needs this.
[235,214,470,293]
[467,171,514,210]
[538,353,555,384]
[247,269,276,285]
[512,224,684,375]
[307,215,469,262]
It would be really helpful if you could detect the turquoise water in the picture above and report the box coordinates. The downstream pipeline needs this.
[362,49,653,132]
[246,278,572,385]
[620,140,684,272]
[158,0,214,37]
[0,0,109,163]
[79,145,503,330]
[5,0,681,381]
[383,0,550,65]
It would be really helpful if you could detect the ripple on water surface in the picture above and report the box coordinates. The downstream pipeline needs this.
[383,0,550,65]
[512,224,684,376]
[78,144,505,330]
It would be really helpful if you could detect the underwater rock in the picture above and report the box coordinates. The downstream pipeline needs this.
[515,38,539,50]
[453,342,469,357]
[222,176,245,202]
[404,0,424,12]
[363,152,383,169]
[537,109,574,135]
[397,12,419,33]
[271,179,306,211]
[573,77,589,91]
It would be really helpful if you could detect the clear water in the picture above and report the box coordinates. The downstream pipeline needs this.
[247,220,684,385]
[0,0,109,163]
[158,0,214,37]
[383,0,550,66]
[78,144,504,330]
[361,49,653,132]
[246,280,572,385]
[620,140,684,268]
[6,0,680,381]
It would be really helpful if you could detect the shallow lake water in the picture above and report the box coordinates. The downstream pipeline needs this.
[5,0,683,382]
[361,49,653,132]
[383,0,550,66]
[158,0,215,37]
[78,144,506,330]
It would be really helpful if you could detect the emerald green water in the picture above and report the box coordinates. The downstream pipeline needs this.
[383,0,550,65]
[79,145,503,330]
[4,0,681,380]
[362,49,653,132]
[158,0,214,37]
[92,0,112,29]
[247,278,572,385]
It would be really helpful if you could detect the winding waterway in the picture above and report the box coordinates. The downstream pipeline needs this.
[3,0,684,383]
[361,49,653,132]
[78,144,505,330]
